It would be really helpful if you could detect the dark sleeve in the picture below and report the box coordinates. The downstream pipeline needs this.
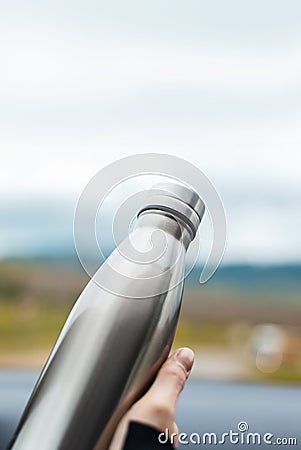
[122,421,174,450]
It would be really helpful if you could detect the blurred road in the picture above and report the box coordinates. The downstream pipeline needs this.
[0,371,300,449]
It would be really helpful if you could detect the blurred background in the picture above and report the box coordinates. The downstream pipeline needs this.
[0,0,300,383]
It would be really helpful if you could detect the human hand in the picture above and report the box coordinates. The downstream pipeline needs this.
[109,347,194,449]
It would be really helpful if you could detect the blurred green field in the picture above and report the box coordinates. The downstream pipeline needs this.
[0,301,69,351]
[0,259,300,383]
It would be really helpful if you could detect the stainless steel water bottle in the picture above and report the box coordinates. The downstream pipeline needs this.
[10,182,205,450]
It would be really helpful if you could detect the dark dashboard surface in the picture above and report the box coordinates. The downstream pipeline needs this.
[0,370,300,449]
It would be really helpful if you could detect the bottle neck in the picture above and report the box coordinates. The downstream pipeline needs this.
[136,209,193,250]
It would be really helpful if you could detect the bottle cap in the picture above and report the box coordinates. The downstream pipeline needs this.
[138,182,205,239]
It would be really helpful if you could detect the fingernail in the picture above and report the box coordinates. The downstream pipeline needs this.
[175,347,194,373]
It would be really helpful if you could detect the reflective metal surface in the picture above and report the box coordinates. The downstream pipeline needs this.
[10,183,203,450]
[139,182,205,239]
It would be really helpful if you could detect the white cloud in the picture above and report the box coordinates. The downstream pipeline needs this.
[1,29,301,102]
[1,2,300,262]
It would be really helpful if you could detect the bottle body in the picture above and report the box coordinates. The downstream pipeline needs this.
[10,211,189,450]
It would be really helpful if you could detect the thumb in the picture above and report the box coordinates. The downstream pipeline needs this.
[145,347,194,412]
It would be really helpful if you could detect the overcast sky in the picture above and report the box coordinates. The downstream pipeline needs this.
[0,0,300,263]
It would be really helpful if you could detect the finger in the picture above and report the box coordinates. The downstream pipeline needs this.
[145,347,194,410]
